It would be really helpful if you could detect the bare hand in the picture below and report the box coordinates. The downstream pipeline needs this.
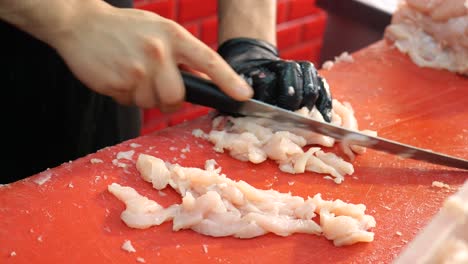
[47,1,253,111]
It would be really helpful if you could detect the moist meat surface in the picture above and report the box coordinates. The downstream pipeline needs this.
[385,0,468,75]
[108,154,376,246]
[195,100,376,183]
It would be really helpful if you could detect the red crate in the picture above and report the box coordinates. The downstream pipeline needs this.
[200,16,218,46]
[280,40,322,64]
[177,0,217,23]
[277,0,289,24]
[289,0,317,20]
[302,8,327,41]
[139,0,327,135]
[182,22,200,38]
[277,20,303,50]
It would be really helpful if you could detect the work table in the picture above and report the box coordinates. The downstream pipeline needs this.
[1,40,467,263]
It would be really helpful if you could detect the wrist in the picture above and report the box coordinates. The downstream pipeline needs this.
[218,38,278,56]
[217,37,279,70]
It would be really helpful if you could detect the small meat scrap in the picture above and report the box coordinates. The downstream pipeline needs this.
[322,61,334,70]
[108,154,376,246]
[117,150,135,161]
[112,159,128,168]
[192,129,206,138]
[432,181,451,189]
[130,143,142,148]
[181,144,191,153]
[90,158,104,164]
[121,240,136,253]
[34,171,52,185]
[321,51,355,70]
[382,205,392,211]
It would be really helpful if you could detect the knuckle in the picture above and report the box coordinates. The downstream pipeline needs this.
[144,37,167,60]
[127,61,147,80]
[163,19,190,44]
[163,19,179,31]
[168,21,187,39]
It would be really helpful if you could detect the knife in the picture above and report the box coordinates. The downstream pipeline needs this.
[181,71,468,170]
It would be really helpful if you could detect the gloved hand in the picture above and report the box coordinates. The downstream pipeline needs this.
[218,37,333,122]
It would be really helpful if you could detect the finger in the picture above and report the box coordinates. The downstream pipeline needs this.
[152,56,185,112]
[174,35,253,101]
[178,64,210,80]
[160,101,184,113]
[273,61,303,110]
[133,78,159,109]
[117,61,157,109]
[298,61,320,110]
[110,89,134,106]
[315,76,333,122]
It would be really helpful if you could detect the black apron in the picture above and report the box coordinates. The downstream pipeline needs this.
[1,0,140,183]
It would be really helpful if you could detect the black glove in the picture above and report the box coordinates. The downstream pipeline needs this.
[218,37,332,122]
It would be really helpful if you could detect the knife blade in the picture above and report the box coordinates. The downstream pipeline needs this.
[182,71,468,170]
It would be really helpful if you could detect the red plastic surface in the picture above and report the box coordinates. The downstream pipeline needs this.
[1,41,467,263]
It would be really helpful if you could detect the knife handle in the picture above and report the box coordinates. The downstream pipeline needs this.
[182,71,243,114]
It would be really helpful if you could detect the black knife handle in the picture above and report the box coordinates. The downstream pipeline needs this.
[182,71,243,114]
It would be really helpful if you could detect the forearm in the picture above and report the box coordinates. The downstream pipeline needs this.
[0,0,106,45]
[218,0,276,46]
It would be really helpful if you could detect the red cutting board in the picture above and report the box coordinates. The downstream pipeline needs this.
[1,41,467,264]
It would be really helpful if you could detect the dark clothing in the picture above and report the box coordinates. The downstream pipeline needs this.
[1,0,140,183]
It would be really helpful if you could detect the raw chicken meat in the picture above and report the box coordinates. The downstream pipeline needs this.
[385,0,468,75]
[321,51,355,70]
[394,180,468,263]
[432,180,451,189]
[121,240,137,253]
[198,99,376,183]
[108,154,376,246]
[432,239,468,264]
